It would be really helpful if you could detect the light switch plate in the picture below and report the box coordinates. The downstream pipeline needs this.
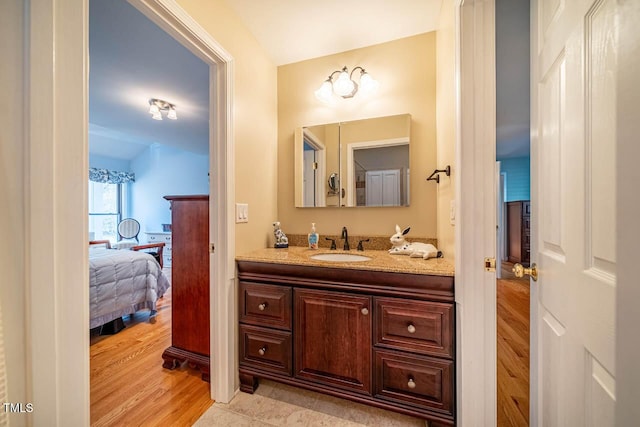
[236,203,248,223]
[450,200,456,225]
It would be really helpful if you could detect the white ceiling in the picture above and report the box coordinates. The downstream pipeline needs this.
[225,0,444,66]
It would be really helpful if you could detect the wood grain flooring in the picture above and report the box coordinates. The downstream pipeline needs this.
[497,276,530,427]
[90,272,213,427]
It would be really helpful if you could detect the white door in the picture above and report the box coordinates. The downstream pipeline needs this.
[365,171,383,206]
[532,0,616,425]
[381,170,401,206]
[365,169,400,206]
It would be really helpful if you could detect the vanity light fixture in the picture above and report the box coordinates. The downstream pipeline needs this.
[148,98,177,121]
[314,66,379,102]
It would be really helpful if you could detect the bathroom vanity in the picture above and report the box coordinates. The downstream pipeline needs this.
[237,247,456,426]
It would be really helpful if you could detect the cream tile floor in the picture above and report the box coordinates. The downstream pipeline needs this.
[194,380,427,427]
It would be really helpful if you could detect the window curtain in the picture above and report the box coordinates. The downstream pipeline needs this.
[89,167,135,184]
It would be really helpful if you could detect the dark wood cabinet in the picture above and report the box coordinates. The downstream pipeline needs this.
[237,261,456,426]
[161,195,210,381]
[507,200,531,265]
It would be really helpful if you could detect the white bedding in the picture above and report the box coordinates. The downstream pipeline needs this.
[89,247,170,329]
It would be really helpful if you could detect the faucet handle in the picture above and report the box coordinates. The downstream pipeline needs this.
[325,237,337,250]
[357,239,370,251]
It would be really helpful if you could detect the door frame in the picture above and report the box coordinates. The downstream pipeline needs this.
[345,137,409,207]
[455,0,498,425]
[126,0,236,404]
[26,0,236,423]
[459,1,639,425]
[302,128,327,207]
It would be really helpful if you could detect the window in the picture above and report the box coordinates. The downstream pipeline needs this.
[88,181,122,242]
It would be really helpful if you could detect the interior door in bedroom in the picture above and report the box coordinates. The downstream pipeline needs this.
[162,195,210,381]
[532,0,616,424]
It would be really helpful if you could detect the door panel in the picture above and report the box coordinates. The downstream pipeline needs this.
[294,289,372,394]
[534,0,616,424]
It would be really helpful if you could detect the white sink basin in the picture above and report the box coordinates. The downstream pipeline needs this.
[310,253,372,262]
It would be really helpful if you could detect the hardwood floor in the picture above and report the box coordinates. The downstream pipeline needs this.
[90,271,213,426]
[497,275,530,427]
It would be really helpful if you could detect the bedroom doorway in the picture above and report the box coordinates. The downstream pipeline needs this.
[87,0,235,422]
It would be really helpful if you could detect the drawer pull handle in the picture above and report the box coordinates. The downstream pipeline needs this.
[407,324,416,334]
[361,307,369,315]
[258,303,267,311]
[258,347,266,356]
[407,378,416,389]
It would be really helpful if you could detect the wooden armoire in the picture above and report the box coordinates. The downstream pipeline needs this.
[507,200,531,266]
[161,195,210,381]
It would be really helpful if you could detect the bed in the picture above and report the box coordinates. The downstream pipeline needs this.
[89,246,170,329]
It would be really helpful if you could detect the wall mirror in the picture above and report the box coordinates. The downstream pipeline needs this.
[294,114,410,208]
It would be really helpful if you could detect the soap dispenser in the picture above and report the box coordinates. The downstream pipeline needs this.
[308,223,319,249]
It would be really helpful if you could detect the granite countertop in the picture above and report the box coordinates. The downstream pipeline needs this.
[236,246,455,277]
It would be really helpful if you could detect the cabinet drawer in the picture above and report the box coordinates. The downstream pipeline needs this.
[240,282,292,330]
[240,324,292,376]
[374,298,454,358]
[374,349,454,417]
[146,233,172,244]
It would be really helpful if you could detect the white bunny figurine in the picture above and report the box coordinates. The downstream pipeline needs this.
[388,225,441,260]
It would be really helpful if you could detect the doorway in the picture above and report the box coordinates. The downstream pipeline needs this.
[88,0,213,423]
[495,0,531,425]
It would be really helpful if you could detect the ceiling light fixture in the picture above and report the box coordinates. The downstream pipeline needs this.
[148,98,177,121]
[314,66,379,102]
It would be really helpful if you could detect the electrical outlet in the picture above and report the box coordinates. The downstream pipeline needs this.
[236,203,249,223]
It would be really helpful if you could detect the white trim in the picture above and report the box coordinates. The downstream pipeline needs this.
[345,138,409,207]
[27,1,90,424]
[529,1,540,424]
[26,2,236,424]
[455,0,497,425]
[302,129,327,207]
[126,0,236,403]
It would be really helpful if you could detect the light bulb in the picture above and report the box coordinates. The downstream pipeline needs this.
[333,70,355,97]
[314,79,333,102]
[167,107,177,120]
[149,103,160,115]
[358,72,379,95]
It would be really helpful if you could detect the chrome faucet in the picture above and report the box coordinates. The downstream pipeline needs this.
[341,226,350,251]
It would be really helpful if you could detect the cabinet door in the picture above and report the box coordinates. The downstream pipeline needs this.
[294,289,372,395]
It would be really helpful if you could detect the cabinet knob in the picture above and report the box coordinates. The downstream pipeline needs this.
[361,307,369,315]
[407,324,416,334]
[258,347,266,356]
[407,378,416,389]
[258,303,267,311]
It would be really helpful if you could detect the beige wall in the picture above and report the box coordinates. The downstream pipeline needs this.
[176,0,279,255]
[278,33,438,241]
[0,1,27,425]
[436,3,457,260]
